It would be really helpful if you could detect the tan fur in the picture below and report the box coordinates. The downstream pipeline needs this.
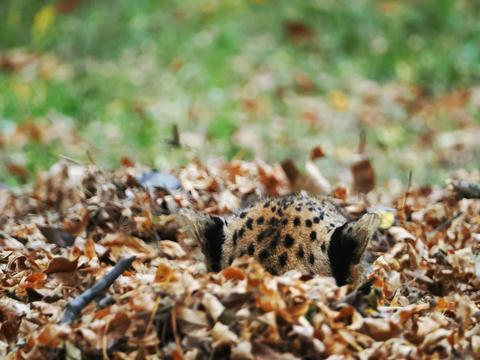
[221,194,346,275]
[179,193,379,285]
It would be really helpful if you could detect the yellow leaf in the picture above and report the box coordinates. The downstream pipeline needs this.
[328,90,349,112]
[32,5,56,37]
[371,207,396,230]
[13,81,32,102]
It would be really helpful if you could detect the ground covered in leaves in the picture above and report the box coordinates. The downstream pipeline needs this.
[1,159,480,359]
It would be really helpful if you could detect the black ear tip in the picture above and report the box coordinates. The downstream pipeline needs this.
[328,215,377,286]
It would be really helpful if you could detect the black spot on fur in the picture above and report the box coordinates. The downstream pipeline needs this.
[265,266,278,275]
[269,217,277,226]
[277,209,284,216]
[305,219,313,227]
[279,252,288,267]
[284,234,295,248]
[240,212,247,218]
[282,218,288,225]
[293,217,301,226]
[295,207,301,211]
[296,246,305,259]
[257,230,267,242]
[310,231,317,241]
[313,217,320,224]
[256,216,265,225]
[269,235,279,249]
[238,228,245,238]
[248,243,255,256]
[321,243,326,252]
[264,201,271,208]
[229,255,234,264]
[259,249,269,260]
[232,230,238,246]
[246,218,253,230]
[271,206,277,212]
[319,212,324,220]
[309,253,315,265]
[308,207,314,211]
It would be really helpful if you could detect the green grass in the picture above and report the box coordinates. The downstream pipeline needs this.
[0,0,479,186]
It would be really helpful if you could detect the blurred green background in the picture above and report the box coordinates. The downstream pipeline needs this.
[1,0,479,186]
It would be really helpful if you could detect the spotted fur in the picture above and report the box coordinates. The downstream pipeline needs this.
[179,193,379,286]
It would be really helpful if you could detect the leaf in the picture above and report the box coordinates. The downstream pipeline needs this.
[351,158,375,194]
[201,293,225,322]
[310,146,326,161]
[328,90,349,111]
[370,207,396,230]
[32,6,56,37]
[222,267,245,281]
[281,159,330,195]
[38,226,76,247]
[284,21,314,42]
[45,257,78,274]
[158,240,186,259]
[154,263,175,284]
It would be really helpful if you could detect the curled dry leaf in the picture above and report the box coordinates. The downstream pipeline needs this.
[351,158,375,194]
[155,263,176,284]
[222,267,245,281]
[211,322,238,347]
[158,240,186,258]
[201,293,225,322]
[1,160,479,358]
[44,257,78,274]
[310,146,326,161]
[38,226,76,247]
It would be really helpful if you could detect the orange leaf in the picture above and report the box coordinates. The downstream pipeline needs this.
[222,267,245,281]
[155,263,175,284]
[84,235,97,259]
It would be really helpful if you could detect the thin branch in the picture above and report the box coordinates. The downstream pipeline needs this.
[61,255,136,325]
[402,170,413,211]
[167,124,181,147]
[431,211,463,234]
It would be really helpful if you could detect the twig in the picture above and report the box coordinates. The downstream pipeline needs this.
[402,170,413,211]
[61,255,136,325]
[358,128,366,154]
[86,149,96,165]
[449,180,480,199]
[167,124,181,147]
[58,154,83,165]
[431,211,463,233]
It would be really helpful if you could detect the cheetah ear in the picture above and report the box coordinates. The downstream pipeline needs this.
[328,213,379,285]
[177,209,226,272]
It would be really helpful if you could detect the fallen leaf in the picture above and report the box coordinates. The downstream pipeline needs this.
[38,226,76,247]
[44,257,78,274]
[351,158,376,194]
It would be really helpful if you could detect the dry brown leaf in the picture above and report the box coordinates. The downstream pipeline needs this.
[44,257,78,274]
[351,158,375,194]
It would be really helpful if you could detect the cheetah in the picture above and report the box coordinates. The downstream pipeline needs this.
[179,193,380,286]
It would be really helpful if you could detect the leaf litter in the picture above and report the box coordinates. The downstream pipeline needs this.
[0,159,479,359]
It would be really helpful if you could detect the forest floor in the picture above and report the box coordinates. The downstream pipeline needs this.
[1,158,479,359]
